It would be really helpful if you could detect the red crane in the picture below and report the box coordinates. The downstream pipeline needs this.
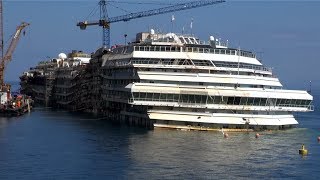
[0,0,29,90]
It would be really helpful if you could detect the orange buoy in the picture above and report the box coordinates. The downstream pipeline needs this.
[255,133,260,138]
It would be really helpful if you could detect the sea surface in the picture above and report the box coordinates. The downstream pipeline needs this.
[0,84,319,179]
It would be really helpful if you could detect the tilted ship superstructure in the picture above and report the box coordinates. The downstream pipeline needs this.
[20,30,313,131]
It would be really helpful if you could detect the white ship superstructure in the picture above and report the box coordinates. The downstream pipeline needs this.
[98,30,313,131]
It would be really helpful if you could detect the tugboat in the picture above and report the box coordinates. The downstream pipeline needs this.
[0,84,33,116]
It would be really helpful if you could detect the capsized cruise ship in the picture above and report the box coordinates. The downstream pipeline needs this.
[96,29,313,131]
[20,30,313,131]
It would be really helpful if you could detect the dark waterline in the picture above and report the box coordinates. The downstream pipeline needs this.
[0,107,320,179]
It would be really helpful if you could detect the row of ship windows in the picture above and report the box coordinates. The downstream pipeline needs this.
[129,58,271,72]
[133,46,256,58]
[132,92,311,108]
[139,68,270,78]
[140,80,279,89]
[101,65,269,78]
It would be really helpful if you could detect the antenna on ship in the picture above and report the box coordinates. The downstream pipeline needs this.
[190,18,194,35]
[307,80,312,93]
[171,14,175,33]
[237,46,241,76]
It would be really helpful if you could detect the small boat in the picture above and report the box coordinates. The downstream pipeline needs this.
[0,86,33,117]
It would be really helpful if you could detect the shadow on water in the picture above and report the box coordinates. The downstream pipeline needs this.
[0,109,320,179]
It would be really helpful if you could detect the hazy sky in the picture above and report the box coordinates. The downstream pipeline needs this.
[3,0,320,91]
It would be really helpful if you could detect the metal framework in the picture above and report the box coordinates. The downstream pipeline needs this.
[77,0,226,48]
[0,22,30,85]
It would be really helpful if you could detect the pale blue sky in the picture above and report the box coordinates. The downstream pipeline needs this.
[3,0,320,91]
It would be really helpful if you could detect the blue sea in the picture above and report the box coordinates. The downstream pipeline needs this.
[0,84,319,179]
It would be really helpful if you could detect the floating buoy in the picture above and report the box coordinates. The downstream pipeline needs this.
[224,133,229,138]
[299,144,308,155]
[318,136,320,142]
[255,133,260,138]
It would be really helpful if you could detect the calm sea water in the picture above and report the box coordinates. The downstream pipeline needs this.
[0,89,319,179]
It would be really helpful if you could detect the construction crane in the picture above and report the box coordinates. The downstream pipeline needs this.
[77,0,226,48]
[0,22,30,87]
[0,0,4,60]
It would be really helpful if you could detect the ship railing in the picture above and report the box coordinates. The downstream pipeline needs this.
[134,46,256,59]
[213,62,272,72]
[131,58,272,73]
[129,98,313,110]
[277,104,314,110]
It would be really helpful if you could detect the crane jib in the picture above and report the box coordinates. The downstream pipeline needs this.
[14,30,20,39]
[109,0,226,23]
[77,0,226,48]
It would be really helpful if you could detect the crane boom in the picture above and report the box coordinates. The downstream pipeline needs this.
[0,22,30,85]
[77,0,226,48]
[0,0,3,59]
[108,0,225,23]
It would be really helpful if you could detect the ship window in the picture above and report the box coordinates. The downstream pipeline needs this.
[253,98,261,106]
[260,98,267,106]
[180,94,188,103]
[194,95,201,104]
[304,100,311,106]
[213,96,221,104]
[234,97,241,105]
[296,100,302,106]
[247,98,254,106]
[140,93,146,99]
[284,99,291,105]
[188,95,195,103]
[153,93,160,101]
[227,97,235,105]
[278,99,285,106]
[207,96,214,104]
[167,94,174,102]
[201,95,207,104]
[291,99,297,105]
[173,94,179,101]
[221,97,228,104]
[133,92,139,98]
[160,93,166,101]
[146,93,153,100]
[240,97,248,105]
